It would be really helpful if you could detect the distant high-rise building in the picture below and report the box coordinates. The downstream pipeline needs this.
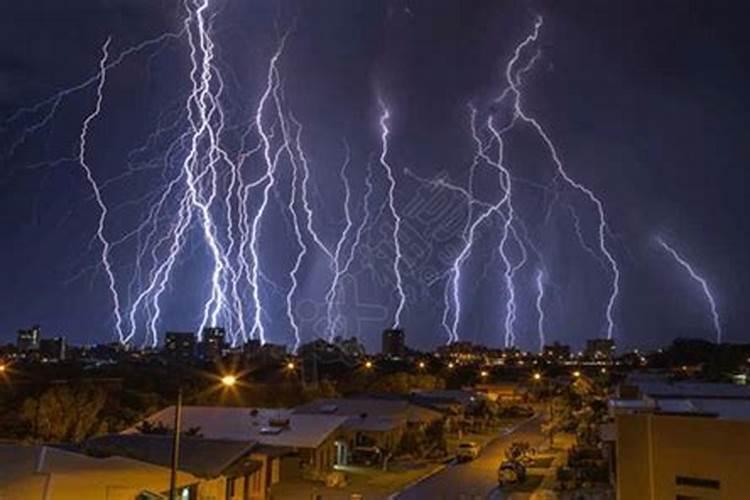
[39,337,66,361]
[17,325,41,352]
[543,342,571,360]
[585,338,615,360]
[243,339,262,358]
[164,331,196,360]
[382,328,406,358]
[199,327,226,359]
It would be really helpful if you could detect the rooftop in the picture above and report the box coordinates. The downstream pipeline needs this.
[636,381,750,400]
[0,443,196,497]
[293,397,443,424]
[83,434,261,478]
[127,406,347,449]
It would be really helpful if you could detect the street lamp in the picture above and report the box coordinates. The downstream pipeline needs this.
[418,361,426,369]
[286,361,296,371]
[572,370,581,378]
[533,372,542,381]
[447,362,455,369]
[364,360,373,369]
[169,373,239,500]
[0,364,6,373]
[480,370,489,378]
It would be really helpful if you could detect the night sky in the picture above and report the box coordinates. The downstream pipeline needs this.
[1,0,748,352]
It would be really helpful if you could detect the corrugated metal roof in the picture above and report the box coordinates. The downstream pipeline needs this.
[84,434,260,478]
[127,406,347,449]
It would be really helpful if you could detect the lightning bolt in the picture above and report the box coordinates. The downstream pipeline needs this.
[501,16,621,340]
[534,268,546,352]
[325,142,354,341]
[377,97,407,328]
[282,118,307,353]
[246,34,288,345]
[656,236,722,343]
[76,37,126,343]
[4,30,185,160]
[486,115,527,347]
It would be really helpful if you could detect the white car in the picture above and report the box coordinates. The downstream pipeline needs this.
[456,441,481,461]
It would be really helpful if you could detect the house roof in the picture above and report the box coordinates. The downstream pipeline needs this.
[84,434,261,478]
[409,390,480,411]
[127,406,347,449]
[654,398,750,420]
[635,381,750,400]
[0,443,197,497]
[342,415,403,432]
[293,398,443,424]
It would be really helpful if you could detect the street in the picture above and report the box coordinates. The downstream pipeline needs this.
[394,415,545,500]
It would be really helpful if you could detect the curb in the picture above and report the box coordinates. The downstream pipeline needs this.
[385,462,448,500]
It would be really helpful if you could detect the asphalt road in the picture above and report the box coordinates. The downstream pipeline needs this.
[394,415,545,500]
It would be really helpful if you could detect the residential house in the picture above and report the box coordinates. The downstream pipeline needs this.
[0,444,199,500]
[293,397,444,462]
[84,434,273,500]
[131,406,347,481]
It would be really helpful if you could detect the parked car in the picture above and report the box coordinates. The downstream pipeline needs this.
[456,441,481,461]
[506,441,536,466]
[497,460,526,486]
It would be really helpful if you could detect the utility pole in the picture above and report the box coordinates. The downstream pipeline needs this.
[169,385,183,499]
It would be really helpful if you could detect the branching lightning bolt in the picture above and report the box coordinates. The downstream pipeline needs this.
[377,98,407,328]
[501,16,621,340]
[76,37,125,343]
[656,236,722,343]
[325,142,354,341]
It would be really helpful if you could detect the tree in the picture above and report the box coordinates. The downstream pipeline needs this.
[424,420,447,456]
[21,383,108,442]
[397,426,428,457]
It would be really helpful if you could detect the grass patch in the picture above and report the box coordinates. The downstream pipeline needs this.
[365,464,442,490]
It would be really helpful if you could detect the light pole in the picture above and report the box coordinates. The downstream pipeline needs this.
[169,374,237,499]
[168,385,183,500]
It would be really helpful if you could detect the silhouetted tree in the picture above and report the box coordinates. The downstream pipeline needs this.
[21,383,108,442]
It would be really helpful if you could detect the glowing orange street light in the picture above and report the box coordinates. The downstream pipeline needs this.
[480,370,489,378]
[447,362,455,369]
[221,374,237,387]
[573,370,581,378]
[0,364,6,373]
[286,361,296,371]
[533,372,542,381]
[418,361,426,369]
[364,360,373,369]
